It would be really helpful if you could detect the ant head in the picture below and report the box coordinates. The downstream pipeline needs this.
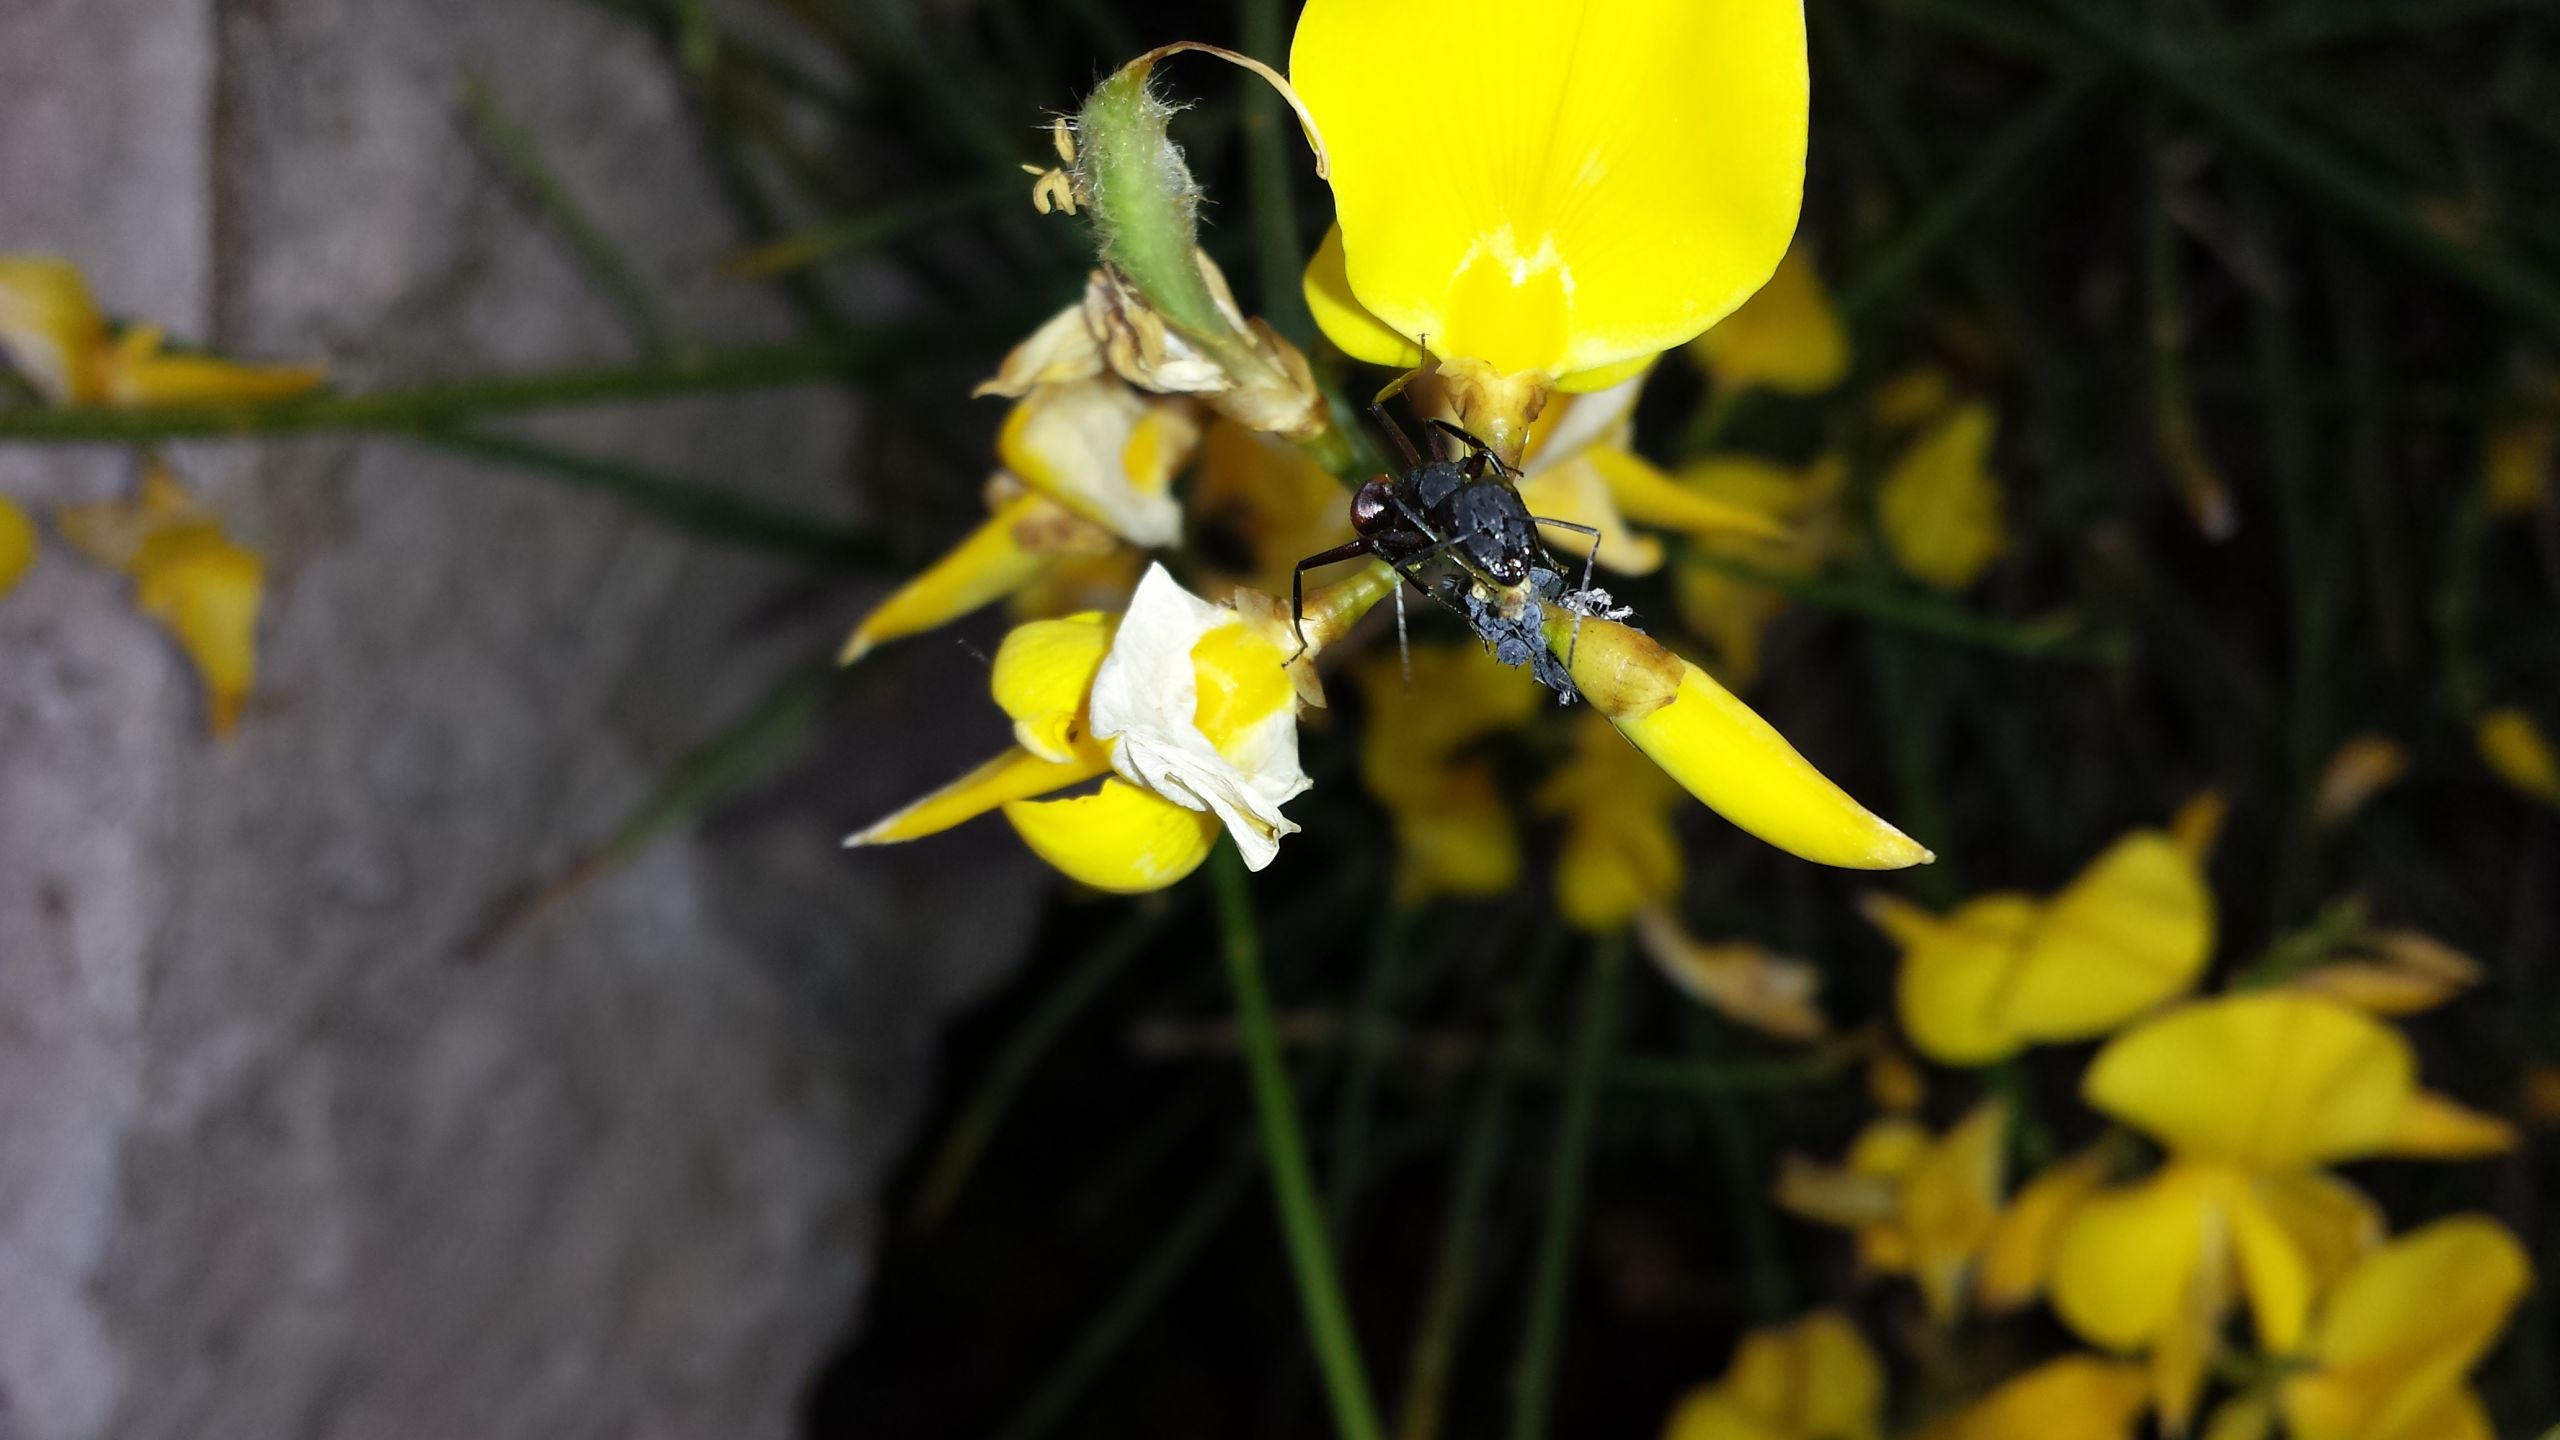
[1349,475,1396,535]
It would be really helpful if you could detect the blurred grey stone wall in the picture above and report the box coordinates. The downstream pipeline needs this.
[0,2,1038,1437]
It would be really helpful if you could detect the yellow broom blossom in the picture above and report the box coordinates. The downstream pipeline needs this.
[1662,1310,1883,1440]
[1916,1355,2152,1440]
[1355,645,1541,902]
[2050,992,2518,1432]
[1689,247,1851,398]
[1674,453,1846,688]
[1537,709,1688,932]
[1776,1100,2008,1322]
[1293,0,1807,457]
[1507,370,1790,578]
[0,256,324,407]
[1187,416,1353,600]
[1877,400,2008,592]
[56,460,265,736]
[2280,1216,2531,1440]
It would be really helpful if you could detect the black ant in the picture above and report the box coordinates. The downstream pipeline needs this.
[1289,379,1606,695]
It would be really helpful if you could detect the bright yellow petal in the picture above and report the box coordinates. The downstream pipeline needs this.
[2477,705,2560,806]
[2081,993,2413,1169]
[2379,1090,2518,1158]
[2005,831,2214,1045]
[1587,444,1790,542]
[2050,1162,2215,1352]
[846,744,1110,845]
[1302,224,1423,369]
[1552,617,1930,870]
[990,610,1116,761]
[1901,1100,2008,1323]
[2226,1186,2315,1352]
[1517,458,1665,574]
[1878,401,2007,591]
[1002,778,1221,893]
[1977,1147,2109,1312]
[131,524,262,737]
[0,255,107,404]
[2285,1216,2530,1440]
[1931,1355,2151,1440]
[2483,416,2554,516]
[2313,734,2410,826]
[2254,1171,2383,1296]
[1893,893,2041,1066]
[1688,248,1850,397]
[1719,1310,1883,1440]
[1292,0,1808,378]
[0,493,36,597]
[839,492,1072,663]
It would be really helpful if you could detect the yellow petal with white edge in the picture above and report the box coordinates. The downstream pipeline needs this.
[0,493,36,596]
[990,610,1115,762]
[997,377,1195,548]
[1688,248,1850,398]
[2285,1216,2529,1440]
[1976,1146,2110,1312]
[839,491,1068,663]
[1550,616,1930,870]
[1002,778,1221,893]
[131,524,263,737]
[2050,1162,2216,1352]
[2378,1090,2518,1158]
[2477,705,2560,805]
[2082,993,2412,1169]
[0,255,107,404]
[1878,402,2007,591]
[846,744,1110,845]
[1302,225,1422,369]
[2005,831,2214,1044]
[1586,445,1789,542]
[1893,892,2041,1066]
[1292,0,1806,379]
[1930,1355,2151,1440]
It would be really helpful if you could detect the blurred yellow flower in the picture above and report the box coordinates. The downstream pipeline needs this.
[0,493,35,597]
[1688,248,1850,398]
[1877,400,2007,591]
[1188,417,1351,600]
[839,377,1203,662]
[849,563,1345,891]
[2483,414,2553,516]
[56,461,265,736]
[1635,908,1829,1041]
[2051,993,2516,1431]
[1864,828,2213,1066]
[1355,645,1541,903]
[1511,372,1790,578]
[1661,1309,1882,1440]
[1776,1099,2006,1322]
[1546,614,1930,871]
[1975,1146,2112,1313]
[1673,453,1846,688]
[1293,0,1806,451]
[2312,735,2410,827]
[0,255,324,408]
[1538,709,1686,931]
[1916,1355,2151,1440]
[2280,1215,2530,1440]
[2477,705,2560,806]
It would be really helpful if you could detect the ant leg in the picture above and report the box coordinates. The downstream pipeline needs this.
[1394,578,1410,688]
[1367,401,1423,472]
[1532,518,1606,670]
[1427,419,1513,474]
[1289,539,1378,663]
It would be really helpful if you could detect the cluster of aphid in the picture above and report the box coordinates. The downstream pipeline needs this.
[1289,381,1627,702]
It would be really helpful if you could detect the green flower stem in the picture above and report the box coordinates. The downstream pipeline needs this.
[1210,842,1387,1440]
[1684,548,2111,660]
[0,337,933,442]
[1326,901,1418,1228]
[1678,1011,1791,1323]
[1505,934,1624,1440]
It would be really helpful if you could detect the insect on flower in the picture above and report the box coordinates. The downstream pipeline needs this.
[1288,372,1612,697]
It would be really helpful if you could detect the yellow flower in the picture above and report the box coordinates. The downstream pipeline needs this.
[1538,710,1686,931]
[1355,645,1542,902]
[1916,1355,2151,1440]
[2050,993,2517,1431]
[2312,735,2410,827]
[1509,372,1790,578]
[0,256,324,407]
[1775,1100,2007,1322]
[1673,453,1846,688]
[2477,705,2560,806]
[1544,614,1930,871]
[1293,0,1807,452]
[849,563,1339,891]
[0,493,36,597]
[56,461,265,736]
[1865,828,2213,1066]
[1188,417,1352,600]
[838,377,1203,662]
[1661,1310,1882,1440]
[1877,400,2007,591]
[1975,1146,2113,1313]
[1688,248,1850,398]
[1635,908,1828,1041]
[2279,1216,2531,1440]
[2483,414,2553,516]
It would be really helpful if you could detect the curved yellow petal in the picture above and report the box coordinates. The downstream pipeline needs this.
[2050,1163,2215,1352]
[1718,1310,1882,1440]
[2286,1216,2529,1440]
[1587,445,1790,542]
[1877,402,2007,591]
[2226,1186,2315,1352]
[2379,1090,2519,1158]
[1931,1355,2151,1440]
[2005,831,2214,1044]
[0,255,107,404]
[1555,806,1683,933]
[1977,1147,2110,1312]
[2254,1171,2383,1297]
[1292,0,1808,378]
[2082,993,2413,1168]
[107,349,326,408]
[990,610,1116,761]
[131,524,262,737]
[1688,248,1850,397]
[1901,1100,2008,1322]
[846,744,1110,845]
[1302,225,1423,369]
[1894,893,2041,1066]
[839,492,1068,663]
[1002,778,1222,893]
[1551,617,1930,870]
[1517,459,1665,574]
[0,493,36,597]
[2477,705,2560,806]
[997,377,1197,547]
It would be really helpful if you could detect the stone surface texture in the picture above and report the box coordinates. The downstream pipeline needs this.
[0,3,1036,1437]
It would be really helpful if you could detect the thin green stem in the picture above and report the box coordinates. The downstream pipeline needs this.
[1683,550,2112,661]
[1210,842,1387,1440]
[461,75,674,358]
[1678,1011,1792,1323]
[1326,902,1418,1228]
[1505,935,1624,1440]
